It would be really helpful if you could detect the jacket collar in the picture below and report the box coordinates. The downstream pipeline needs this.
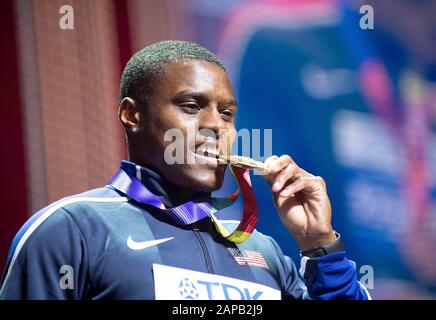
[120,160,210,208]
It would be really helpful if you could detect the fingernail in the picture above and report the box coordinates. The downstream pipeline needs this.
[272,181,281,191]
[280,188,290,197]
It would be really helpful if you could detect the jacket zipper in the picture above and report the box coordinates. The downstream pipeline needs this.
[192,228,215,274]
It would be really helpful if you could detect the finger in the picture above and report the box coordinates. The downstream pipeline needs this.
[271,164,299,192]
[263,155,280,185]
[264,155,279,168]
[279,176,325,198]
[267,155,294,175]
[279,177,306,198]
[264,155,295,186]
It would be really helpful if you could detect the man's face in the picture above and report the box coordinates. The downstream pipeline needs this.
[136,60,237,192]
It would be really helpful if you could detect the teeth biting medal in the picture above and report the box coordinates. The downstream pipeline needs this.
[218,154,270,174]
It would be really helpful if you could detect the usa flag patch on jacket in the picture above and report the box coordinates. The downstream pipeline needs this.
[228,248,269,270]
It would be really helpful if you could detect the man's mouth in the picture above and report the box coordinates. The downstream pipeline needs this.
[195,145,221,159]
[191,144,227,167]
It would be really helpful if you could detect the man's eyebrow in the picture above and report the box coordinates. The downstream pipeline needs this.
[174,91,237,107]
[174,91,202,99]
[221,98,238,107]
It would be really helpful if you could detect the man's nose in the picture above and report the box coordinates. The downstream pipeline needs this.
[198,107,226,137]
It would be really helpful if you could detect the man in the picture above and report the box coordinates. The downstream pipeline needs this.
[0,40,370,300]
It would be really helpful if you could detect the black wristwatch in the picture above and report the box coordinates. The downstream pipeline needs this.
[301,232,345,258]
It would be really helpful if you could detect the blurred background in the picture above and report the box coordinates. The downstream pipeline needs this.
[1,0,435,299]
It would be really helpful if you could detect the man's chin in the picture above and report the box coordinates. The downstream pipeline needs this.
[160,163,226,194]
[188,175,224,193]
[181,167,225,193]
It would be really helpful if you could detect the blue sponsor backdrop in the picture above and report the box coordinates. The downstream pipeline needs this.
[196,0,436,298]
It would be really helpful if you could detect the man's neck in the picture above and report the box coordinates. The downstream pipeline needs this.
[125,159,208,208]
[159,179,201,207]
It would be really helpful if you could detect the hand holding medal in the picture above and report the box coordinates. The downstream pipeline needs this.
[218,153,336,251]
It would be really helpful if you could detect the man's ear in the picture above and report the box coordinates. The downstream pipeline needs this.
[119,97,141,133]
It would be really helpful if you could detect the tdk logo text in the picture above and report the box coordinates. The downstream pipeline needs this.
[178,278,263,300]
[154,264,280,299]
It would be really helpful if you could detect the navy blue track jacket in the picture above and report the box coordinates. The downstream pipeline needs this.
[0,161,370,300]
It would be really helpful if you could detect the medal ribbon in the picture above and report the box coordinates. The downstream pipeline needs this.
[108,162,258,243]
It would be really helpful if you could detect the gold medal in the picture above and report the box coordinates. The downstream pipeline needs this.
[218,155,270,174]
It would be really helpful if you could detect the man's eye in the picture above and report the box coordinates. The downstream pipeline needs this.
[180,103,200,113]
[221,110,234,120]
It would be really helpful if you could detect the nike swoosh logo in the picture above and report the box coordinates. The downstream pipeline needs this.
[127,236,174,250]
